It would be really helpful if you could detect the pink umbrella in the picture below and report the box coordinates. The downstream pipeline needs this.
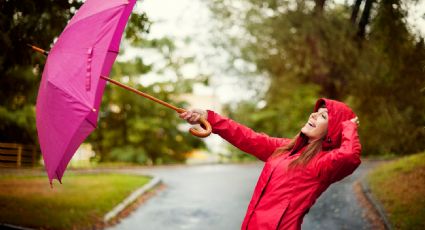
[34,0,211,186]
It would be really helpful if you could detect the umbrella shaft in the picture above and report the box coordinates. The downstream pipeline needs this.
[100,75,185,113]
[27,46,184,113]
[27,47,211,137]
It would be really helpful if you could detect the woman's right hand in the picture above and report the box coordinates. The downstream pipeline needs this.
[350,116,360,126]
[179,109,208,125]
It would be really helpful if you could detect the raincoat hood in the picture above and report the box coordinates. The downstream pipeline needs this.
[314,98,356,150]
[290,98,356,154]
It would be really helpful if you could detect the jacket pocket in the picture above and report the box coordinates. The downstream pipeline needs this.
[275,200,290,229]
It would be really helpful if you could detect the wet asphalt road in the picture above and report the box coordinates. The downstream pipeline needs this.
[107,161,374,230]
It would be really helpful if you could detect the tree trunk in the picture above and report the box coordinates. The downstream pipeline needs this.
[358,0,374,38]
[314,0,326,14]
[351,0,363,24]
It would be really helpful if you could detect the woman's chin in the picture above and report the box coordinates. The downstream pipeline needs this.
[301,129,314,139]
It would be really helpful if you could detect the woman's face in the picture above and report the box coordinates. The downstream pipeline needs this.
[301,107,328,142]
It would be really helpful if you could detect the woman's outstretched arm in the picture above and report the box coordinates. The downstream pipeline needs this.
[180,109,290,161]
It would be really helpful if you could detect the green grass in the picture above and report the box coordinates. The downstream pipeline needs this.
[367,152,425,230]
[0,173,150,229]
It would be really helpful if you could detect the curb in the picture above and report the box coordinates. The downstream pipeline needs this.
[360,177,393,230]
[103,176,162,223]
[0,223,35,230]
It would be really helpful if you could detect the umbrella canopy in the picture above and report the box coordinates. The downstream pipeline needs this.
[36,0,137,185]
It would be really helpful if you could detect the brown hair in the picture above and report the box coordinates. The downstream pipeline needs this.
[271,104,327,168]
[272,133,323,168]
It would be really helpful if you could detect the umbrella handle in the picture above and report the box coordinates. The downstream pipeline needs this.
[176,108,212,138]
[191,117,212,138]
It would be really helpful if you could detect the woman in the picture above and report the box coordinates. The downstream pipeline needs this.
[179,98,361,230]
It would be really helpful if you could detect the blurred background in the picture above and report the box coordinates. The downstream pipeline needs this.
[1,0,424,165]
[0,0,424,229]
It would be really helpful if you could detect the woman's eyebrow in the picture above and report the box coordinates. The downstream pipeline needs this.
[319,111,328,116]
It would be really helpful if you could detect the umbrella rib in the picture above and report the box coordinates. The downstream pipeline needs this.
[63,3,129,36]
[47,80,95,113]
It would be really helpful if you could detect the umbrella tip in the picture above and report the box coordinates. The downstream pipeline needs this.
[27,44,48,56]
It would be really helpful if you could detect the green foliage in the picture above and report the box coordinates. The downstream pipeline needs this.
[0,0,82,144]
[226,80,320,138]
[349,0,425,155]
[125,10,151,42]
[210,0,425,155]
[1,1,205,164]
[109,146,148,164]
[89,57,205,164]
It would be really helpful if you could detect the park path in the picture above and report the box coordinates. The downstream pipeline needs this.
[107,160,377,230]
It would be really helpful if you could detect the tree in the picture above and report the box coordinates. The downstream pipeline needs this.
[209,0,425,155]
[0,0,205,163]
[349,0,425,155]
[357,0,374,38]
[89,27,208,164]
[0,0,82,144]
[209,0,359,134]
[89,56,206,164]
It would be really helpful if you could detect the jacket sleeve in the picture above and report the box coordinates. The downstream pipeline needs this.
[206,110,291,161]
[315,120,362,183]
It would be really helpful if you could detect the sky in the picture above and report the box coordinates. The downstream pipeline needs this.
[121,0,260,104]
[121,0,425,104]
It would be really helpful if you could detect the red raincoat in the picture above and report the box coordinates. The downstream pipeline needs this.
[206,98,361,230]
